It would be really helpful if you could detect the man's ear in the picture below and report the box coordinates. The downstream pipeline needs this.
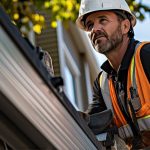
[121,19,130,34]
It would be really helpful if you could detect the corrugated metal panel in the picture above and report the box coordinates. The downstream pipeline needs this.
[0,24,103,150]
[35,11,60,76]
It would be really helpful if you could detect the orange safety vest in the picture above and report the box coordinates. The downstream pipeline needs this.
[99,42,150,139]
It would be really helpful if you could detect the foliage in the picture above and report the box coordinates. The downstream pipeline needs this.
[0,0,150,35]
[0,0,46,34]
[127,0,150,21]
[44,0,80,28]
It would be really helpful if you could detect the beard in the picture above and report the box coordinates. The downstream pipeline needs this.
[90,24,123,54]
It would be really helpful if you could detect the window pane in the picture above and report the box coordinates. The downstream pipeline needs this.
[64,66,78,110]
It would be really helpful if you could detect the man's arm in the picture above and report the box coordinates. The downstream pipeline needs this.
[140,43,150,83]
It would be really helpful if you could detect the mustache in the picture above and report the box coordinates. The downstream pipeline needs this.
[90,30,108,45]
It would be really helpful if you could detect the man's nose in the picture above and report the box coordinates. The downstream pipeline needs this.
[91,22,102,33]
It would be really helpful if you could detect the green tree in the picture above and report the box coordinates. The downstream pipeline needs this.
[127,0,150,20]
[0,0,149,34]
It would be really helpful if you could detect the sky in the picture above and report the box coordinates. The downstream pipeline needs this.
[134,0,150,41]
[134,15,150,41]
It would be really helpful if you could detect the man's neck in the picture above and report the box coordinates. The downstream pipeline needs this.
[105,37,130,72]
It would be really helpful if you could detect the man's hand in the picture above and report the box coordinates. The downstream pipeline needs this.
[78,109,113,134]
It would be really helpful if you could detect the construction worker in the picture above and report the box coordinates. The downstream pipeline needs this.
[76,0,150,149]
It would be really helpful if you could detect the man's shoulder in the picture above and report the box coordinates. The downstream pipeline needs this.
[93,71,103,86]
[141,42,150,50]
[98,71,103,77]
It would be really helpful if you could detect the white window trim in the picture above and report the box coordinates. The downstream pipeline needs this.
[56,21,82,109]
[84,62,93,103]
[56,21,80,81]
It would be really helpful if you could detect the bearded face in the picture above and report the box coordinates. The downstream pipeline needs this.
[89,24,123,54]
[86,11,124,54]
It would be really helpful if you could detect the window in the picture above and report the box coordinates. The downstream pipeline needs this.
[64,65,78,109]
[62,45,80,110]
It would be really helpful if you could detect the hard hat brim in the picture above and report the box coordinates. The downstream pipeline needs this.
[76,9,136,31]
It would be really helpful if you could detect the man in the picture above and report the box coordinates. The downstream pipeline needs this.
[76,0,150,149]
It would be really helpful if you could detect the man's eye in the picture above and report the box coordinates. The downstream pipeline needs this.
[99,18,107,24]
[86,24,93,31]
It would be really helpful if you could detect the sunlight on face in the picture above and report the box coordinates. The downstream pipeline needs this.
[86,11,124,54]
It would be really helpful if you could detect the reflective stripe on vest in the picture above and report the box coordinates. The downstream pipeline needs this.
[99,71,114,114]
[119,115,150,139]
[127,42,150,118]
[100,72,127,127]
[99,42,150,139]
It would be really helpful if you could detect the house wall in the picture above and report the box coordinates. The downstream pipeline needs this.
[56,22,100,111]
[34,12,100,111]
[0,6,104,150]
[35,11,61,76]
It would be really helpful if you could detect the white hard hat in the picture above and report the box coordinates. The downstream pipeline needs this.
[76,0,136,30]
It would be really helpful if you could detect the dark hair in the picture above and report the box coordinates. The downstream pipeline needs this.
[113,10,134,39]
